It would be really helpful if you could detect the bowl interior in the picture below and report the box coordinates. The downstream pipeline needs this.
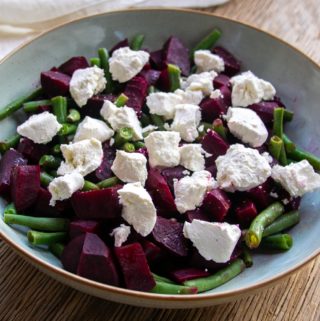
[0,9,320,304]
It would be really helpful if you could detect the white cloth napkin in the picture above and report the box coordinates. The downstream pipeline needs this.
[0,0,228,59]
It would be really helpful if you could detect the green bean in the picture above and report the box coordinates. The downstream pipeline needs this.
[184,259,246,293]
[98,48,114,93]
[114,93,129,107]
[114,127,133,147]
[148,86,156,94]
[40,172,54,187]
[0,87,43,121]
[51,96,67,124]
[4,214,69,232]
[27,231,67,246]
[67,109,81,123]
[140,113,152,127]
[49,170,58,177]
[58,123,77,136]
[261,234,293,251]
[4,203,17,215]
[191,28,221,58]
[122,142,135,153]
[82,180,100,191]
[241,247,253,268]
[23,99,52,113]
[134,141,145,149]
[0,134,21,154]
[279,144,288,166]
[97,176,120,189]
[49,243,65,259]
[245,202,285,249]
[90,57,101,67]
[282,134,296,154]
[167,64,181,92]
[151,281,197,295]
[51,144,61,155]
[283,110,294,122]
[273,107,285,138]
[213,118,227,140]
[263,210,300,237]
[268,136,283,160]
[287,147,320,171]
[39,155,62,169]
[152,273,175,284]
[150,114,165,131]
[131,34,145,51]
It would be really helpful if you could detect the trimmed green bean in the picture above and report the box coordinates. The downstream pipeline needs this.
[268,136,283,160]
[152,273,175,284]
[151,281,197,295]
[27,231,67,246]
[0,87,43,121]
[58,123,77,136]
[4,203,17,215]
[283,110,294,122]
[90,57,101,67]
[273,107,285,138]
[67,109,81,123]
[184,259,246,293]
[279,144,288,166]
[167,64,181,92]
[49,170,58,177]
[134,141,145,149]
[97,176,120,189]
[191,28,221,57]
[39,155,62,169]
[115,127,133,147]
[245,202,285,249]
[40,172,54,187]
[82,180,100,191]
[263,210,300,237]
[98,48,114,93]
[114,93,129,107]
[241,247,253,268]
[213,119,227,140]
[0,134,21,154]
[23,99,52,113]
[49,243,65,259]
[282,134,296,154]
[150,114,165,131]
[261,234,293,251]
[131,34,145,51]
[4,214,69,232]
[122,142,135,153]
[51,96,67,124]
[52,144,61,155]
[287,147,320,171]
[140,113,152,127]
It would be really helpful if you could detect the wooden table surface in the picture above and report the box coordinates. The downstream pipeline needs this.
[1,0,319,320]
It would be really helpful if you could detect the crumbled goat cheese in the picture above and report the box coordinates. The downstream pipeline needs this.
[174,170,216,213]
[181,71,217,96]
[171,104,201,142]
[271,160,320,197]
[100,100,143,140]
[225,107,268,147]
[210,89,222,99]
[198,124,204,132]
[142,125,158,134]
[70,66,106,107]
[144,131,181,168]
[48,172,84,206]
[183,220,241,263]
[17,111,62,144]
[110,224,131,247]
[174,89,204,106]
[182,170,191,175]
[230,71,276,107]
[109,138,115,146]
[216,144,271,192]
[109,47,149,83]
[262,152,273,164]
[163,123,171,131]
[111,150,148,185]
[57,138,103,176]
[194,50,225,73]
[118,182,156,236]
[73,116,114,142]
[270,191,279,198]
[179,144,205,172]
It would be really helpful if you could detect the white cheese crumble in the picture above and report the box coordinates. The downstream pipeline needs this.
[57,138,103,176]
[210,89,222,99]
[174,170,216,213]
[225,107,268,147]
[262,152,273,164]
[118,182,156,237]
[144,131,181,168]
[183,220,241,263]
[111,150,148,185]
[109,47,149,83]
[109,138,115,146]
[69,66,106,107]
[271,160,320,197]
[216,144,271,192]
[194,50,225,73]
[230,71,276,107]
[181,71,217,96]
[179,144,205,172]
[174,89,204,106]
[48,172,84,206]
[110,224,131,247]
[142,125,158,134]
[73,116,114,143]
[17,111,62,144]
[100,100,143,140]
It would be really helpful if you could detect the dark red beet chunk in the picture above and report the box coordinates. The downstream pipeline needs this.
[81,94,115,119]
[163,36,190,76]
[145,168,176,214]
[213,74,230,88]
[185,208,211,223]
[77,233,119,286]
[201,189,231,222]
[152,217,189,257]
[40,70,71,97]
[150,49,164,69]
[58,56,89,76]
[248,101,284,126]
[219,85,232,107]
[235,200,258,227]
[141,240,163,263]
[62,234,86,273]
[139,69,161,86]
[71,185,122,220]
[17,138,50,163]
[114,243,155,291]
[0,149,27,196]
[246,178,275,210]
[11,165,40,212]
[123,76,148,117]
[70,220,101,239]
[212,46,241,76]
[205,163,217,177]
[156,68,170,92]
[170,268,210,283]
[200,97,227,123]
[201,130,229,161]
[161,166,187,193]
[110,38,129,54]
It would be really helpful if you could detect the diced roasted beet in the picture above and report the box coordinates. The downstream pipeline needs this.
[201,189,231,222]
[185,208,211,222]
[152,217,189,257]
[77,233,119,286]
[161,166,187,193]
[114,243,155,291]
[205,163,217,177]
[0,149,27,196]
[146,168,176,214]
[136,147,148,158]
[141,240,163,263]
[139,69,161,86]
[11,165,40,212]
[17,138,50,163]
[246,178,275,210]
[163,36,190,76]
[81,94,115,119]
[170,268,210,283]
[248,101,283,126]
[201,130,229,161]
[58,56,89,76]
[71,185,122,220]
[156,68,170,92]
[219,85,232,107]
[36,105,51,113]
[40,71,71,97]
[212,46,241,76]
[150,49,164,69]
[213,74,230,88]
[200,97,227,123]
[110,38,129,54]
[70,220,101,239]
[123,76,148,117]
[62,234,86,273]
[285,197,301,211]
[235,200,258,227]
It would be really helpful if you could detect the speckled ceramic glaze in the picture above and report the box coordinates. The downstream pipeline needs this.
[0,9,319,309]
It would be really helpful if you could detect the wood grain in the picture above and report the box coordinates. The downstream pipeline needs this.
[1,0,319,320]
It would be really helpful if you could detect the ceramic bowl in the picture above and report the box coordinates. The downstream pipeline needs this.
[0,8,319,309]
